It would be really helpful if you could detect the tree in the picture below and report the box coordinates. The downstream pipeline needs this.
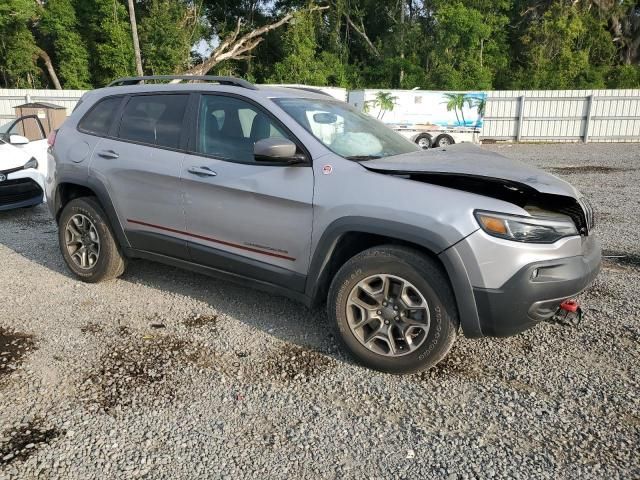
[39,0,91,88]
[127,0,144,76]
[270,6,347,86]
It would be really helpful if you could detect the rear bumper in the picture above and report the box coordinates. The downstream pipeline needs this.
[0,178,44,211]
[472,240,601,336]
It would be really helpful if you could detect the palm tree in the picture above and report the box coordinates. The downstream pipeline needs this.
[442,93,467,126]
[373,91,398,120]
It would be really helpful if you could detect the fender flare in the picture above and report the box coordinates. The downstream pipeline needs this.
[305,216,482,337]
[53,175,130,249]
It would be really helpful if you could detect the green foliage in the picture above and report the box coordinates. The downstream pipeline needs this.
[1,0,639,90]
[269,8,348,86]
[0,0,41,87]
[139,0,202,75]
[39,0,91,88]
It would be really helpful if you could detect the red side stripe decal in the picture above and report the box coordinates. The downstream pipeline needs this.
[127,219,296,261]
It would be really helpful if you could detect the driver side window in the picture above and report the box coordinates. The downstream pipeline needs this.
[197,95,289,163]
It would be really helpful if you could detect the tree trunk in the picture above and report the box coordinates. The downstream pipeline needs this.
[127,0,144,76]
[399,0,405,86]
[37,49,62,90]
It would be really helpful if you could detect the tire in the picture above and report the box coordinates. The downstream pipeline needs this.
[414,133,432,150]
[58,197,126,283]
[434,134,454,147]
[327,245,458,374]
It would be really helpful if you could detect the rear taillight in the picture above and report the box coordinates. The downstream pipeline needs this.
[47,129,57,147]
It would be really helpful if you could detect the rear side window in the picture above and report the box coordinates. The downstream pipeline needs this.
[118,94,188,149]
[78,97,122,136]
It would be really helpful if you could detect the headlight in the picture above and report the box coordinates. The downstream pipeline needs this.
[474,210,578,243]
[23,157,38,170]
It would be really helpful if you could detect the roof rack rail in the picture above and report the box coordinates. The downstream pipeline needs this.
[107,75,258,90]
[282,86,333,98]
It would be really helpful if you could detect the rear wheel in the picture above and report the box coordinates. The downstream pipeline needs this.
[327,245,458,374]
[58,197,126,282]
[435,134,454,147]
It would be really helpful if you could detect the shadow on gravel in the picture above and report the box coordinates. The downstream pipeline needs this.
[548,166,636,174]
[602,250,640,269]
[0,419,59,466]
[0,328,36,381]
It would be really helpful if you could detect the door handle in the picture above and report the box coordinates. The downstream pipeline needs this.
[97,150,119,159]
[188,166,217,177]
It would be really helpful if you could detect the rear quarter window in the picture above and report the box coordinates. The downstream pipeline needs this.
[77,96,122,136]
[117,94,188,149]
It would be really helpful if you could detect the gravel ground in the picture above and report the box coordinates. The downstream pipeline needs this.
[1,143,638,480]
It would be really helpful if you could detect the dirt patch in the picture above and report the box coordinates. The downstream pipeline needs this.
[183,313,218,328]
[259,344,334,382]
[548,166,635,174]
[602,251,640,270]
[0,420,59,466]
[82,334,213,411]
[0,328,36,379]
[80,323,104,334]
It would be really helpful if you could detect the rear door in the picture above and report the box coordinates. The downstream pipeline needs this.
[87,93,191,259]
[182,93,314,289]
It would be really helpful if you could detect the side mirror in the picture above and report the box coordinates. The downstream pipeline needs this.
[254,138,306,164]
[9,134,29,145]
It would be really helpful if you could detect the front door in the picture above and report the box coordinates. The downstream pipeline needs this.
[182,94,314,290]
[88,93,191,259]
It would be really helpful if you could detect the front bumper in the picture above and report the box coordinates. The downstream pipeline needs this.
[472,238,601,336]
[0,177,44,211]
[440,232,601,338]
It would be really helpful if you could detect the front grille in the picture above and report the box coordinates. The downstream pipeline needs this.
[0,178,43,205]
[579,197,595,232]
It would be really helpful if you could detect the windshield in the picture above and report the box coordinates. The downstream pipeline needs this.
[273,98,419,160]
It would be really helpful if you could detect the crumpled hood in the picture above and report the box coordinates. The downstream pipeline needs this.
[360,143,580,198]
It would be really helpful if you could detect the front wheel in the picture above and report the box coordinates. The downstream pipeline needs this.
[58,197,126,283]
[327,246,458,374]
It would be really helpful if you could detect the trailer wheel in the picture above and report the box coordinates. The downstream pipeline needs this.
[414,134,432,150]
[435,134,454,147]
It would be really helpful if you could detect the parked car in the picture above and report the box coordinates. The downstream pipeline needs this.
[45,76,601,374]
[0,116,48,210]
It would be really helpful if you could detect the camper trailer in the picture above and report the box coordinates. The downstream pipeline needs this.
[348,89,485,149]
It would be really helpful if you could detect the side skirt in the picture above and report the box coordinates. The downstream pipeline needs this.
[125,247,312,307]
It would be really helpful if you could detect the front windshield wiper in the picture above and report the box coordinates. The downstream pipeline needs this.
[345,155,382,161]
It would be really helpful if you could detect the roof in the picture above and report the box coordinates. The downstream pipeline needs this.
[15,101,66,109]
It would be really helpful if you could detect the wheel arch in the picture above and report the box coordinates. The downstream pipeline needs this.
[53,178,130,249]
[306,217,482,337]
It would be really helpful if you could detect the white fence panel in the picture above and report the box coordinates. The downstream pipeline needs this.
[482,89,640,143]
[0,89,87,122]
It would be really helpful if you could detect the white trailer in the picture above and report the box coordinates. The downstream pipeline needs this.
[348,89,485,149]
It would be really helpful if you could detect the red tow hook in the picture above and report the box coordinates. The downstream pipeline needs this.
[550,299,583,326]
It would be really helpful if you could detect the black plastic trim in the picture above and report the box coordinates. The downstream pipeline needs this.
[126,248,310,305]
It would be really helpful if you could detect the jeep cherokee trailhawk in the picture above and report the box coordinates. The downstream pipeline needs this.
[46,76,601,373]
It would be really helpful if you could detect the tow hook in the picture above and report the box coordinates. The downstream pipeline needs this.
[549,299,583,327]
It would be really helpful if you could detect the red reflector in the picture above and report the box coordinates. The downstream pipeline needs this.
[560,300,579,313]
[47,129,57,147]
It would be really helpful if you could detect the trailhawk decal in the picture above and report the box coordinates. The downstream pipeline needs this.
[126,219,296,261]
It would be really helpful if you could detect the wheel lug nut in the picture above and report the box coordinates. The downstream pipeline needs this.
[393,306,398,311]
[382,301,387,307]
[376,310,382,315]
[384,320,390,325]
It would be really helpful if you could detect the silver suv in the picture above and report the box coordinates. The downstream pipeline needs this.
[46,76,601,374]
